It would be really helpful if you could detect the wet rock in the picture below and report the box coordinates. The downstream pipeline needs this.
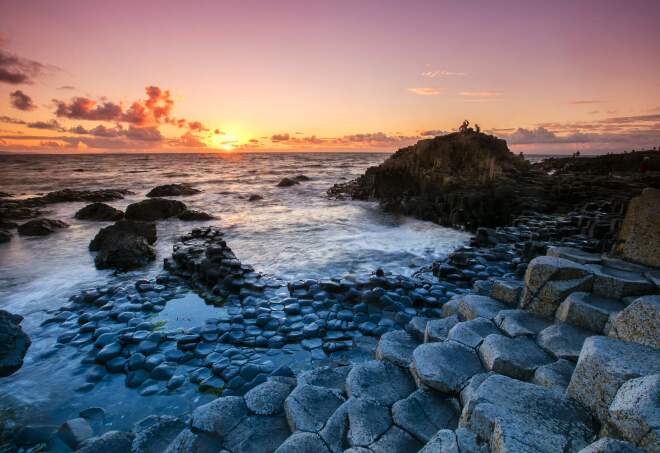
[94,234,156,270]
[407,316,429,341]
[248,194,263,202]
[90,220,157,250]
[74,202,124,221]
[191,396,248,437]
[274,432,330,453]
[536,323,591,361]
[532,359,575,392]
[18,218,68,236]
[457,295,509,321]
[33,188,130,204]
[284,383,346,432]
[411,341,484,394]
[277,178,299,187]
[0,229,11,242]
[75,431,135,453]
[609,295,660,348]
[520,256,593,318]
[613,187,660,267]
[178,209,215,221]
[478,334,552,380]
[461,374,597,452]
[567,336,660,423]
[58,418,94,449]
[223,414,291,453]
[578,437,645,453]
[392,389,460,443]
[132,415,185,453]
[245,380,293,415]
[346,360,415,406]
[425,315,459,342]
[125,198,187,221]
[163,429,223,453]
[375,330,418,367]
[346,397,392,446]
[494,309,551,337]
[0,310,31,377]
[556,292,624,333]
[608,373,660,451]
[146,183,201,197]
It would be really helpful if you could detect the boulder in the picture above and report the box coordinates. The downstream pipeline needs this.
[284,384,345,432]
[532,359,575,393]
[613,187,660,267]
[178,209,214,221]
[457,295,509,321]
[460,374,597,452]
[520,256,593,318]
[608,295,660,348]
[392,389,460,443]
[245,380,293,415]
[125,198,187,221]
[536,323,591,362]
[277,178,299,187]
[58,418,94,449]
[248,194,263,202]
[425,315,459,342]
[578,437,645,453]
[478,334,553,380]
[74,202,124,221]
[17,218,68,236]
[608,374,660,451]
[191,396,248,437]
[406,316,429,341]
[375,330,418,367]
[567,336,660,423]
[556,292,624,333]
[75,431,135,453]
[89,220,156,250]
[346,360,415,406]
[411,341,484,394]
[94,234,156,270]
[146,184,201,197]
[0,310,31,377]
[490,279,524,305]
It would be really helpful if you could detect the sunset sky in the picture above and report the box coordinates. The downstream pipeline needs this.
[1,0,659,154]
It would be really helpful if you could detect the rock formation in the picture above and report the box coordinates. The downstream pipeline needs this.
[0,310,31,377]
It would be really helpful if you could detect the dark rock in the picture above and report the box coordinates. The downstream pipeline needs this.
[125,198,187,221]
[18,218,68,236]
[89,220,157,270]
[277,178,299,187]
[146,184,201,197]
[178,209,214,221]
[0,310,31,377]
[248,194,263,201]
[90,220,157,250]
[75,202,124,221]
[0,229,12,242]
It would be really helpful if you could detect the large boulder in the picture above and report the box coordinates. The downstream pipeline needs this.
[0,310,31,377]
[460,374,597,452]
[411,341,484,394]
[74,202,124,221]
[146,184,200,197]
[613,187,660,267]
[89,220,157,270]
[608,295,660,348]
[567,336,660,423]
[346,360,415,406]
[17,218,68,236]
[89,220,156,251]
[125,198,187,221]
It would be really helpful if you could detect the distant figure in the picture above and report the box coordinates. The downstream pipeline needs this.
[576,150,580,157]
[475,124,481,133]
[519,152,524,159]
[459,120,474,133]
[640,156,650,173]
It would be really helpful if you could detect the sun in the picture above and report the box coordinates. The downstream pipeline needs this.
[207,132,239,152]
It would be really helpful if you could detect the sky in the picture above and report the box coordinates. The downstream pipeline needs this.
[0,0,659,154]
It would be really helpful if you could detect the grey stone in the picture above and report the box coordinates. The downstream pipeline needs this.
[613,187,660,267]
[191,396,248,437]
[578,437,645,453]
[392,389,460,443]
[375,330,418,367]
[494,309,551,337]
[346,397,392,446]
[457,295,509,321]
[318,400,351,452]
[223,414,291,453]
[588,264,654,299]
[163,429,223,453]
[520,256,593,318]
[58,418,94,449]
[284,384,345,432]
[75,431,134,453]
[425,315,459,343]
[297,365,351,391]
[547,246,603,265]
[459,372,494,408]
[532,359,575,392]
[461,374,597,453]
[407,316,429,341]
[245,380,293,415]
[411,341,484,394]
[608,374,660,451]
[447,318,499,349]
[441,299,460,318]
[368,425,422,453]
[536,323,591,362]
[418,429,459,453]
[609,295,660,348]
[556,292,624,333]
[490,279,524,306]
[567,336,660,423]
[132,416,185,453]
[346,360,415,406]
[274,432,331,453]
[478,334,552,380]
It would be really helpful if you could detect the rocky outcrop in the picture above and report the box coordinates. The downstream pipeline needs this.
[74,202,124,221]
[146,184,201,197]
[613,188,660,267]
[277,178,299,187]
[89,220,157,270]
[177,209,214,221]
[17,218,69,236]
[125,198,187,221]
[0,310,31,377]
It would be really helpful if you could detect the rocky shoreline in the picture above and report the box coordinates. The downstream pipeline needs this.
[0,138,659,452]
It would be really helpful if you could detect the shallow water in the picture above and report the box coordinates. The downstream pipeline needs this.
[0,152,471,432]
